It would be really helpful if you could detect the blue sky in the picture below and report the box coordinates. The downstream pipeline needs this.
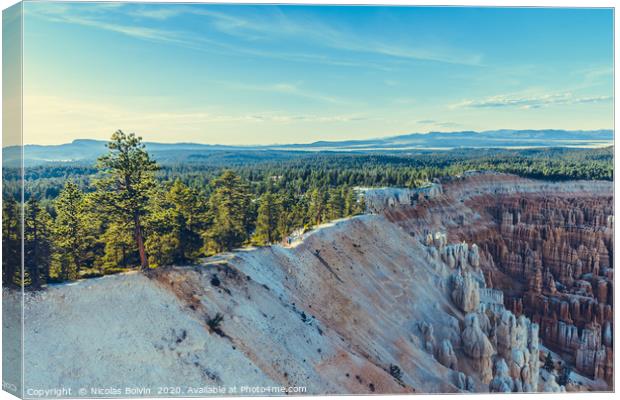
[20,3,613,145]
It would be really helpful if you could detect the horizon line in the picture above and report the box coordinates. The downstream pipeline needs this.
[9,127,615,148]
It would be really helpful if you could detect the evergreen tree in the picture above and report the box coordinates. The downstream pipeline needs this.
[204,171,251,253]
[53,182,90,280]
[343,188,356,216]
[145,224,179,268]
[166,179,208,261]
[2,197,21,287]
[24,198,53,289]
[543,352,554,373]
[253,192,283,245]
[326,187,345,220]
[99,221,136,271]
[80,192,107,272]
[307,188,327,226]
[94,130,158,270]
[144,186,181,267]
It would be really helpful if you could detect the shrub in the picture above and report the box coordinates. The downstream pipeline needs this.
[207,313,225,336]
[389,364,403,381]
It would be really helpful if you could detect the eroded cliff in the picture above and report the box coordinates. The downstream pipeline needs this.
[382,172,613,390]
[7,173,613,395]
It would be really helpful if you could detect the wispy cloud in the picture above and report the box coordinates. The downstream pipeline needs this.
[26,4,192,45]
[188,7,483,66]
[127,6,186,21]
[417,119,462,128]
[28,3,482,67]
[453,92,612,109]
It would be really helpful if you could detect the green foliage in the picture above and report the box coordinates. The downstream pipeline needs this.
[5,147,613,207]
[307,188,328,226]
[252,192,284,245]
[203,170,252,253]
[52,182,92,280]
[143,179,210,267]
[165,179,208,261]
[326,188,345,220]
[2,197,21,287]
[94,130,159,269]
[24,198,53,289]
[2,140,612,289]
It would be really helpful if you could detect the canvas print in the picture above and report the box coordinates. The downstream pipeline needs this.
[2,2,614,398]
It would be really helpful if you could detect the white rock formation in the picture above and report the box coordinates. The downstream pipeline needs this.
[461,313,495,383]
[450,269,481,313]
[489,358,514,392]
[436,339,458,370]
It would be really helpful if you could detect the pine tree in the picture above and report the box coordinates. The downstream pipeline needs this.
[204,171,252,253]
[79,192,112,273]
[24,198,53,289]
[100,221,136,271]
[343,188,356,216]
[326,188,345,220]
[166,179,208,261]
[307,188,327,226]
[543,352,554,373]
[144,186,181,268]
[2,197,21,287]
[253,192,283,245]
[53,182,89,280]
[94,130,158,270]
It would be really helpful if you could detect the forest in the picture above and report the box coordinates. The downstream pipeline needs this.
[2,131,614,289]
[2,131,365,288]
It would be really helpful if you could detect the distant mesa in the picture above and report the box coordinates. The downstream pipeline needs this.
[2,129,613,167]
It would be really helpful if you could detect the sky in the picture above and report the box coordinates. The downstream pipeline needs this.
[11,3,615,145]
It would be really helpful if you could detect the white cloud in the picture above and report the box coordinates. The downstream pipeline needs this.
[192,8,483,65]
[453,92,612,109]
[27,3,482,67]
[417,119,461,128]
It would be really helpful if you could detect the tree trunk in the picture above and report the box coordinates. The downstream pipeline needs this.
[73,254,81,280]
[134,214,148,270]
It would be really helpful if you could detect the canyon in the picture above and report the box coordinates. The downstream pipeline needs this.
[4,173,613,395]
[381,173,613,391]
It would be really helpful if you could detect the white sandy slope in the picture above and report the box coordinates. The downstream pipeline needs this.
[14,272,276,392]
[5,213,469,397]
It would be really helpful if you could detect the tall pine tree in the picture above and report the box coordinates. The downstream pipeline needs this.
[95,131,158,270]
